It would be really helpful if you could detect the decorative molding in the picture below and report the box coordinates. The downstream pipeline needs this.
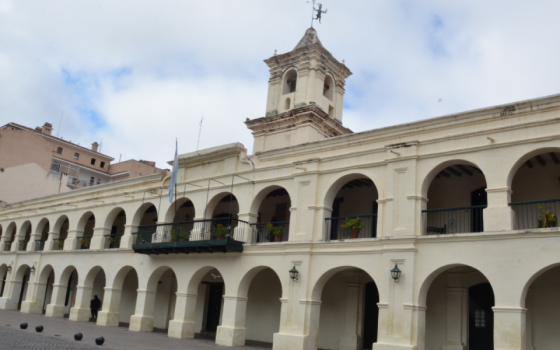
[492,307,527,314]
[299,299,322,306]
[223,295,249,302]
[407,195,429,203]
[403,303,427,311]
[485,187,513,195]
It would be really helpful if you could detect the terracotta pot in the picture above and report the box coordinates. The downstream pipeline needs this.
[217,236,226,240]
[350,229,360,239]
[274,235,283,242]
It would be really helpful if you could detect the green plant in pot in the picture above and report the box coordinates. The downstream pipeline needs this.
[340,217,364,239]
[5,242,11,250]
[80,237,90,248]
[537,204,558,228]
[214,224,228,239]
[108,236,121,248]
[267,223,284,242]
[57,240,64,250]
[171,227,189,242]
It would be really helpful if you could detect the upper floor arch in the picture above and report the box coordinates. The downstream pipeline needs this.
[132,202,158,227]
[282,68,298,95]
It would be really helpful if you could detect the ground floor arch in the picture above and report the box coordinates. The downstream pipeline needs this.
[69,266,106,322]
[45,265,78,318]
[20,264,55,315]
[96,266,139,327]
[424,265,495,350]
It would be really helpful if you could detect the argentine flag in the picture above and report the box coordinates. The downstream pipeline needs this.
[168,140,178,203]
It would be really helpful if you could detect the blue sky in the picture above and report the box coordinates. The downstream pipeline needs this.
[1,0,560,168]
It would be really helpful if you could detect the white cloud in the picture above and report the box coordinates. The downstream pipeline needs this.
[1,0,560,167]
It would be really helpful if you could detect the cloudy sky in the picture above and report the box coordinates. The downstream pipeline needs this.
[1,1,559,168]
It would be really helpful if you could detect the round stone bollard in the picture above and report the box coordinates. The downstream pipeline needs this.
[20,323,28,329]
[74,333,83,341]
[35,325,43,332]
[95,336,105,345]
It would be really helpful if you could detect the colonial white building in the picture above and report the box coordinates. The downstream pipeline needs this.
[1,28,560,350]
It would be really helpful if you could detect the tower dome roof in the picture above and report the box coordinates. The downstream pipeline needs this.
[294,27,323,49]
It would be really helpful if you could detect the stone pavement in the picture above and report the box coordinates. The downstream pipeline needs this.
[0,310,271,350]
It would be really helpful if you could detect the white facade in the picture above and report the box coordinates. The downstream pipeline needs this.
[1,29,560,350]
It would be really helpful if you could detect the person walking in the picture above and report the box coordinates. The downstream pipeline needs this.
[90,295,101,320]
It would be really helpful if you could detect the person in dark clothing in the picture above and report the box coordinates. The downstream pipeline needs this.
[90,295,101,320]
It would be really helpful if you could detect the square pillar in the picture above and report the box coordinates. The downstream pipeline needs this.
[493,307,526,350]
[129,289,156,332]
[339,282,361,350]
[120,225,137,249]
[168,292,198,339]
[485,188,515,232]
[69,285,94,321]
[0,279,21,310]
[216,296,248,346]
[442,287,467,350]
[64,230,82,251]
[90,227,110,250]
[237,213,257,244]
[97,287,122,327]
[45,283,68,317]
[43,232,58,252]
[20,282,47,314]
[273,300,321,350]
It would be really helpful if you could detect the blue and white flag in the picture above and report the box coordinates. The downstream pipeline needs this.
[168,140,178,203]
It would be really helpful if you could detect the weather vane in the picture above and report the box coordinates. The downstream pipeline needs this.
[308,0,327,28]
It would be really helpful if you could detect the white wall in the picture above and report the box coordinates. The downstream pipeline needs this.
[318,272,350,350]
[119,271,138,324]
[529,266,560,350]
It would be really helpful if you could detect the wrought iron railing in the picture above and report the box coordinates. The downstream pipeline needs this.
[423,205,486,235]
[77,236,91,250]
[35,239,47,252]
[104,234,124,249]
[324,214,378,241]
[250,222,290,243]
[510,199,560,230]
[53,238,65,251]
[132,218,250,245]
[3,241,12,252]
[18,240,29,251]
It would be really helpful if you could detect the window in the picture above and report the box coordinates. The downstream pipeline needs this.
[100,161,105,168]
[91,158,96,165]
[51,160,61,172]
[474,310,486,328]
[97,179,101,185]
[56,147,63,154]
[285,98,291,110]
[74,153,79,160]
[282,69,298,95]
[89,176,94,185]
[323,75,334,100]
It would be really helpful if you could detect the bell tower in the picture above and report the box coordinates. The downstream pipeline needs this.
[245,27,353,153]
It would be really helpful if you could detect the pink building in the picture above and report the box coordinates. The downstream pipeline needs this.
[0,122,166,204]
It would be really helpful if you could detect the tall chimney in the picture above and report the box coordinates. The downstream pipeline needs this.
[42,122,53,135]
[92,142,99,152]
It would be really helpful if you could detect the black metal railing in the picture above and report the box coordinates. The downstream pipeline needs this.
[3,241,13,252]
[324,214,378,241]
[250,222,290,243]
[18,240,29,251]
[35,239,47,252]
[423,205,486,235]
[77,236,91,250]
[53,238,65,251]
[105,234,124,249]
[132,218,250,245]
[510,199,560,230]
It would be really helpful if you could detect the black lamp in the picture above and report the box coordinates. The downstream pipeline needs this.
[6,265,11,272]
[30,266,35,274]
[391,263,401,282]
[289,265,299,282]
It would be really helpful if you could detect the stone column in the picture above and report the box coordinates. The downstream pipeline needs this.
[493,307,526,350]
[168,293,198,339]
[484,187,515,232]
[43,231,58,252]
[97,287,123,327]
[0,234,7,251]
[69,285,94,321]
[273,300,322,350]
[45,283,68,317]
[28,230,41,252]
[339,283,361,350]
[237,213,257,244]
[20,282,47,314]
[90,227,110,250]
[64,230,82,251]
[120,225,137,249]
[0,277,21,310]
[525,289,535,350]
[129,289,156,332]
[216,296,248,346]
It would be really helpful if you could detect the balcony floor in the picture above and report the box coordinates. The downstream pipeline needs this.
[132,237,243,255]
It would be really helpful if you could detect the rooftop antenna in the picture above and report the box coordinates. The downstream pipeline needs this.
[57,113,63,137]
[307,0,327,28]
[196,111,205,151]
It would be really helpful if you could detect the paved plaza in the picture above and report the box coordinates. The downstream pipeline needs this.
[0,310,270,350]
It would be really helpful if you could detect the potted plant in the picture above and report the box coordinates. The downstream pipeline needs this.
[537,204,558,228]
[267,223,284,242]
[80,237,90,248]
[340,217,364,239]
[19,241,27,248]
[214,224,228,239]
[57,240,64,250]
[5,242,11,250]
[108,236,120,248]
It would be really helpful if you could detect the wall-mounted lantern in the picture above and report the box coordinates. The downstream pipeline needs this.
[391,263,401,282]
[6,265,11,273]
[289,265,299,282]
[30,266,35,274]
